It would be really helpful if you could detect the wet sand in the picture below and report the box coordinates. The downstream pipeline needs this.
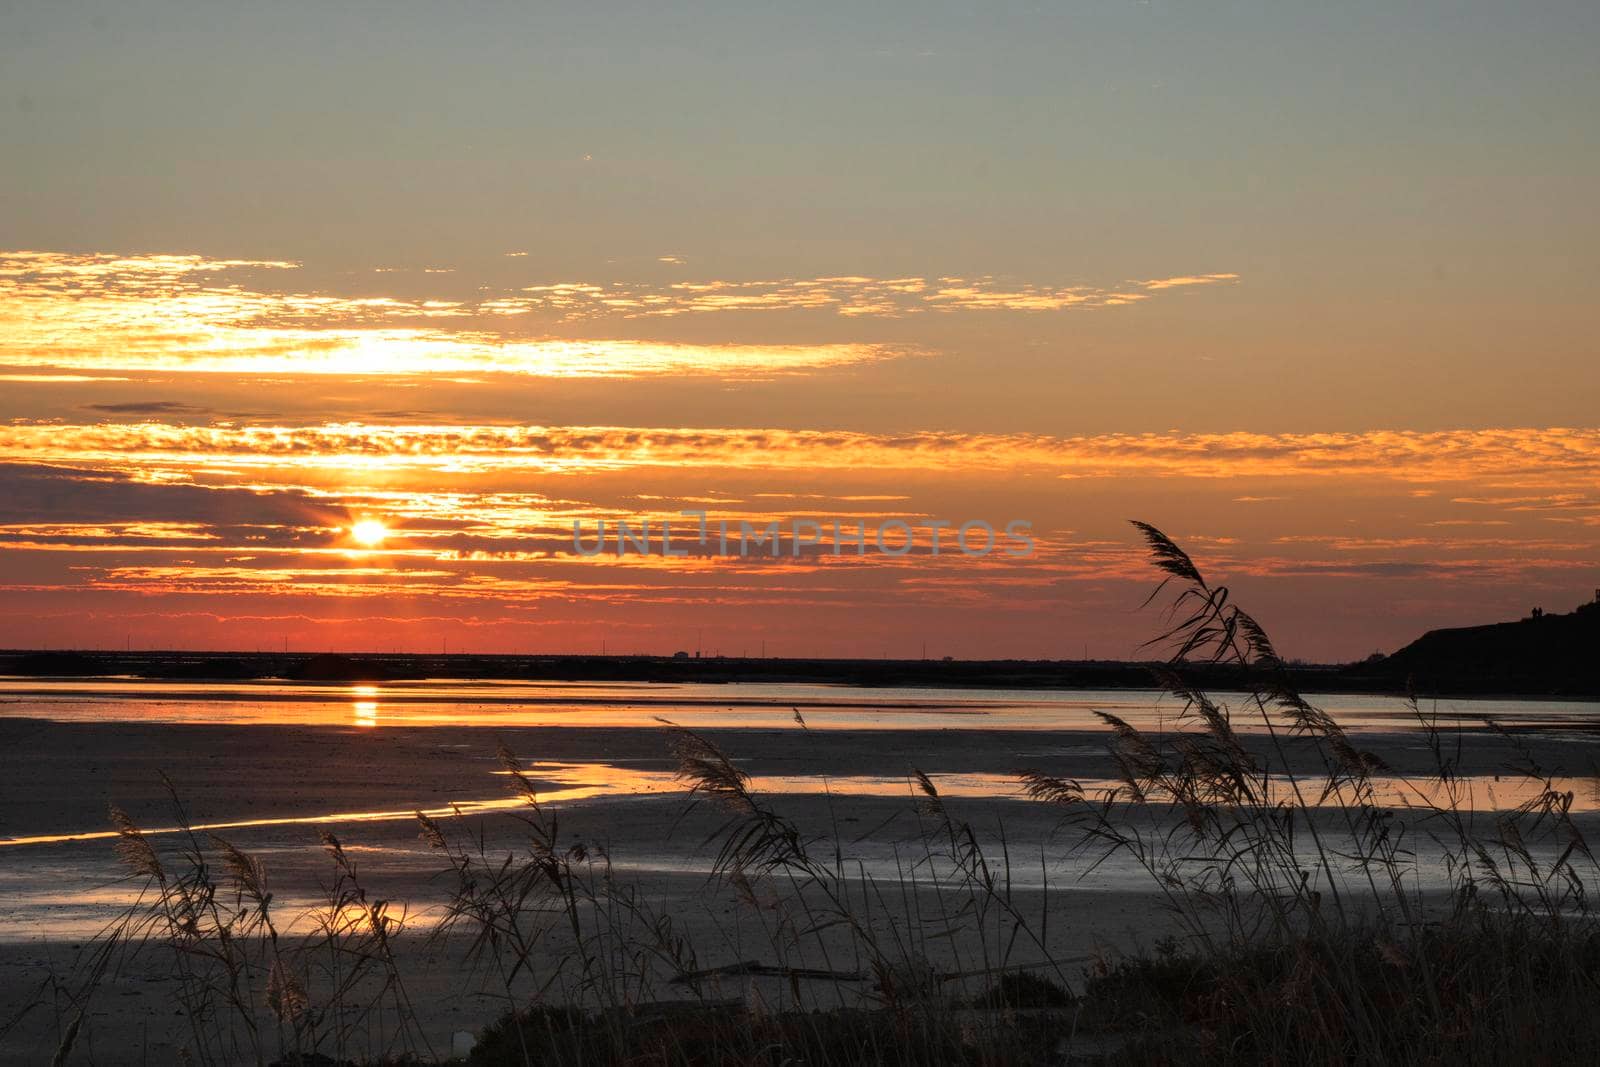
[5,712,1598,844]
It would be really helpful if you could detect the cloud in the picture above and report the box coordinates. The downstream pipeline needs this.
[1139,273,1240,290]
[0,252,905,380]
[516,271,1238,318]
[0,462,345,532]
[0,251,1238,380]
[0,251,297,279]
[1225,557,1596,581]
[0,374,133,382]
[1449,493,1600,513]
[3,422,1595,482]
[84,401,211,415]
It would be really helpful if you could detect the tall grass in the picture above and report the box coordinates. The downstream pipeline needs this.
[1026,523,1600,1062]
[19,521,1600,1064]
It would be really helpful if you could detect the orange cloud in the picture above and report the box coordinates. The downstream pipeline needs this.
[517,271,1237,317]
[0,251,1239,380]
[0,252,903,379]
[1139,273,1241,290]
[4,423,1597,484]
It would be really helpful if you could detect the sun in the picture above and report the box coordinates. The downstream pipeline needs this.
[349,519,389,548]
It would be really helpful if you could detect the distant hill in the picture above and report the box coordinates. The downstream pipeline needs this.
[1368,595,1600,696]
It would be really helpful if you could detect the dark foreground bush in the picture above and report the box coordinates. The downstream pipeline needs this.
[1078,918,1600,1065]
[468,1003,1069,1066]
[457,915,1600,1067]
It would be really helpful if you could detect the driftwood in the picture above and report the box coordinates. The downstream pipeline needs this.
[671,957,1092,986]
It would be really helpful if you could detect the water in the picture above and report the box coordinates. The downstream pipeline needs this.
[3,678,1600,941]
[4,677,1598,732]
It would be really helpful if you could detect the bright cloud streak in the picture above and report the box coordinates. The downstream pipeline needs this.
[3,423,1596,483]
[0,252,906,379]
[0,251,1237,380]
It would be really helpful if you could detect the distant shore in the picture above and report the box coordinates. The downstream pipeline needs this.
[0,647,1393,693]
[3,646,1597,698]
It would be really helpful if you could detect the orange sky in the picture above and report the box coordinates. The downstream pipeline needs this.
[3,3,1597,661]
[1,250,1596,661]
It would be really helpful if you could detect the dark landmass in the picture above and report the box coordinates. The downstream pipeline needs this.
[0,646,1359,689]
[1371,595,1600,697]
[3,597,1596,696]
[0,648,1430,696]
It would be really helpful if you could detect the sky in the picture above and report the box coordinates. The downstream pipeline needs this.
[1,1,1597,661]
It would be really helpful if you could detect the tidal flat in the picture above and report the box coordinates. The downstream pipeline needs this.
[4,680,1600,1061]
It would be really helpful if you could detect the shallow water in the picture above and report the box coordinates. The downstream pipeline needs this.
[4,677,1598,732]
[4,679,1600,942]
[10,757,1595,852]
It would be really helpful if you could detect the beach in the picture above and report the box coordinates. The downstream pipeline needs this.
[5,680,1600,1060]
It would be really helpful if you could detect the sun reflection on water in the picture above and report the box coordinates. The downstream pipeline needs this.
[352,685,379,727]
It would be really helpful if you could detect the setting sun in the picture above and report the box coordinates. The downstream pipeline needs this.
[349,519,389,548]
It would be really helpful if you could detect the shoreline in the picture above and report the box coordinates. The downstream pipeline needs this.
[3,649,1596,699]
[0,648,1452,697]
